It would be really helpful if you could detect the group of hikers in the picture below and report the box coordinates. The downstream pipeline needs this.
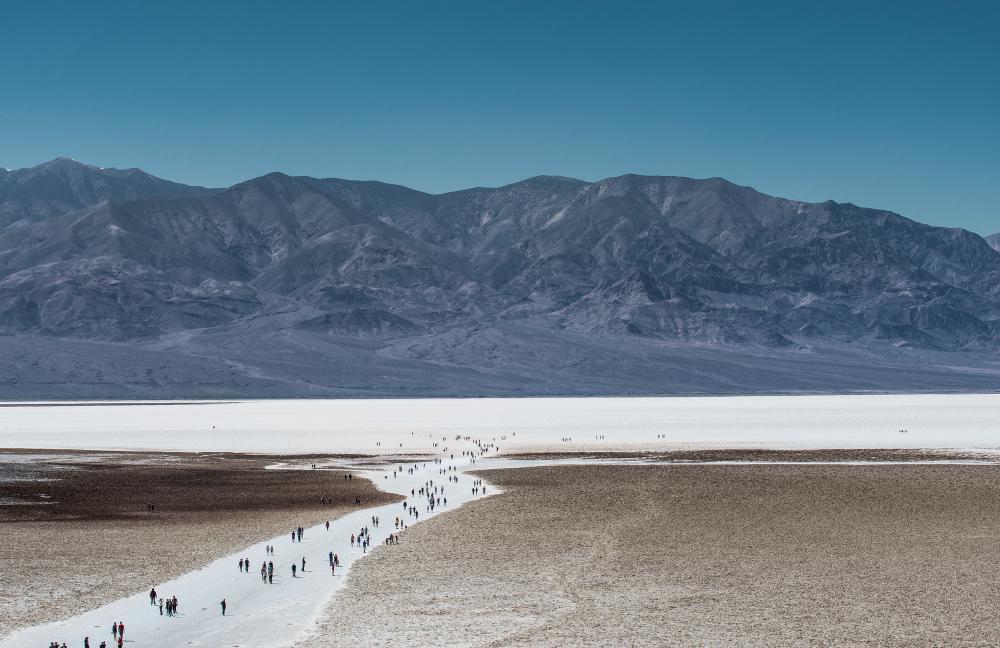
[44,433,507,648]
[51,621,127,648]
[259,559,275,583]
[150,589,180,616]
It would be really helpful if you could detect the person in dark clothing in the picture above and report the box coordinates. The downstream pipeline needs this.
[220,599,227,615]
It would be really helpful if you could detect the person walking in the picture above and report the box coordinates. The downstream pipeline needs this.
[220,599,227,616]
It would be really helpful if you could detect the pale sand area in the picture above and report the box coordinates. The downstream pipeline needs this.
[303,463,1000,647]
[0,451,397,639]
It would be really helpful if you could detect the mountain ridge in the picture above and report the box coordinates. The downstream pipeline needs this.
[0,158,997,398]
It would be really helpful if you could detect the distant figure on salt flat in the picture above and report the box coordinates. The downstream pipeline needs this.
[292,563,297,577]
[220,598,227,616]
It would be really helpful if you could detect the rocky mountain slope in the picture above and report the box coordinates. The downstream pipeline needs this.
[988,233,1000,253]
[0,159,997,397]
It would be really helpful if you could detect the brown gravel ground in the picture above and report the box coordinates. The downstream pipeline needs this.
[0,450,399,639]
[302,463,1000,647]
[503,448,1000,462]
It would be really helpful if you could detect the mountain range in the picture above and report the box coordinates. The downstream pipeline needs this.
[1,158,998,398]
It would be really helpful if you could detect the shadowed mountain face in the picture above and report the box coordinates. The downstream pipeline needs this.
[0,159,998,397]
[988,233,1000,253]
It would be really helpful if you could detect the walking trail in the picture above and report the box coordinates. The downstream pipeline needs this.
[2,438,499,648]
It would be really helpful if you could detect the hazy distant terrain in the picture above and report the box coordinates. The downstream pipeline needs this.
[0,159,998,398]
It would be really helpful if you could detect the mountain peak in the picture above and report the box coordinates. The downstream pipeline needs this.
[32,157,115,174]
[987,233,1000,252]
[0,158,217,227]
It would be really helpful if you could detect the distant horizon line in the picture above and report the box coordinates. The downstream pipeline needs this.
[3,156,996,238]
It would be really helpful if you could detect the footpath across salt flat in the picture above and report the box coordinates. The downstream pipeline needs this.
[1,444,499,648]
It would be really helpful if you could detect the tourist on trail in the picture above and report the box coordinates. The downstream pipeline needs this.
[292,564,297,578]
[84,637,90,648]
[220,599,227,616]
[149,588,157,605]
[117,622,124,639]
[325,520,330,531]
[111,623,117,640]
[302,556,306,572]
[239,558,244,571]
[159,598,164,615]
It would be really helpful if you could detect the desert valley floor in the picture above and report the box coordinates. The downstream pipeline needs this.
[2,395,999,647]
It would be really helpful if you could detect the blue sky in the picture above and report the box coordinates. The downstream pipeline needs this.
[1,1,997,233]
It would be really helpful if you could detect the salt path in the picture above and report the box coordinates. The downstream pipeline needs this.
[2,442,499,648]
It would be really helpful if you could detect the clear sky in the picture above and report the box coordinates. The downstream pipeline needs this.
[1,1,997,234]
